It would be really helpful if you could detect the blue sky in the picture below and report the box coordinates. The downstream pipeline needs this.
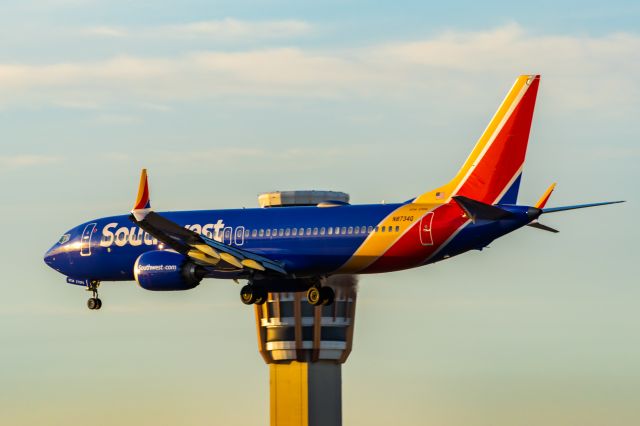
[1,1,639,425]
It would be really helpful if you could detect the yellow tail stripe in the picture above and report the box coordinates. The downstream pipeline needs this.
[413,75,533,204]
[336,202,438,273]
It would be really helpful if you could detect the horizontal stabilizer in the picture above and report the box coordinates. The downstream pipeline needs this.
[542,200,624,214]
[452,196,512,223]
[526,221,559,233]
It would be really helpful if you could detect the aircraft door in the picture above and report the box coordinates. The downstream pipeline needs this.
[419,212,434,246]
[80,223,97,256]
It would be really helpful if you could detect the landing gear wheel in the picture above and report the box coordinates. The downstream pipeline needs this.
[240,285,267,305]
[240,285,255,305]
[307,286,322,306]
[320,286,335,306]
[86,280,101,310]
[254,287,267,305]
[87,298,97,310]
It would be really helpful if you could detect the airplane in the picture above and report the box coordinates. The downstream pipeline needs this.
[43,75,623,310]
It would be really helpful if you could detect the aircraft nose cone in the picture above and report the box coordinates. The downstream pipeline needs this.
[44,249,53,266]
[43,243,69,274]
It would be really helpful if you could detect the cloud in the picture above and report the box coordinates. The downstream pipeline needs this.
[82,18,312,40]
[83,25,128,38]
[99,145,371,171]
[0,24,638,113]
[0,155,62,169]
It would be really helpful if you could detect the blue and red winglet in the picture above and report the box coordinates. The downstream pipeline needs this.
[534,182,624,213]
[527,182,624,233]
[132,169,151,221]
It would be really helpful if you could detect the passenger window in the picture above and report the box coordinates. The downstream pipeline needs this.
[259,229,264,237]
[306,228,311,236]
[272,229,277,236]
[320,227,325,235]
[354,227,359,235]
[395,226,400,232]
[328,227,333,235]
[245,229,249,238]
[381,226,386,233]
[313,228,318,235]
[252,229,257,237]
[292,228,298,236]
[299,228,304,235]
[361,226,367,234]
[347,227,353,235]
[278,229,284,237]
[285,228,291,236]
[368,226,373,233]
[341,227,346,234]
[266,229,271,237]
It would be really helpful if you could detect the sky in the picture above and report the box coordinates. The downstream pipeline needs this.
[1,1,639,425]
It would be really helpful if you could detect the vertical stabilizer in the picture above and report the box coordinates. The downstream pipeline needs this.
[414,75,540,205]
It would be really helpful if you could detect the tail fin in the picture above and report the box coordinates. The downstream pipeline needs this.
[414,75,540,205]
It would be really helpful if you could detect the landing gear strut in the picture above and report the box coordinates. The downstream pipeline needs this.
[240,284,267,305]
[86,280,102,310]
[307,285,334,306]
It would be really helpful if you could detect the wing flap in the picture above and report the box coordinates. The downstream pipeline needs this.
[187,249,221,266]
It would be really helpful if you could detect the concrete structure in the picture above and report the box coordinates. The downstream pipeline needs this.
[254,191,357,426]
[254,281,357,426]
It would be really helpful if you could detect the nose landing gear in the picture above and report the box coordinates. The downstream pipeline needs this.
[86,280,102,310]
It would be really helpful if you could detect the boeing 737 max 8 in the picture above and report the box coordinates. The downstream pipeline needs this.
[44,75,623,310]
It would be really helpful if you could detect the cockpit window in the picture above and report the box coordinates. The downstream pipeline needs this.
[58,234,71,244]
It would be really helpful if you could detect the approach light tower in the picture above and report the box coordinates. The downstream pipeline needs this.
[255,191,358,426]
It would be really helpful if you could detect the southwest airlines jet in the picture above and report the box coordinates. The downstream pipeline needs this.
[44,75,623,310]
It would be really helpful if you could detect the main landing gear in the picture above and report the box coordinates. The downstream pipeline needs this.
[306,285,334,306]
[239,280,335,307]
[86,280,102,310]
[240,284,267,305]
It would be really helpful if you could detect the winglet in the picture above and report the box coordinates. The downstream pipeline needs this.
[132,169,151,221]
[535,183,556,209]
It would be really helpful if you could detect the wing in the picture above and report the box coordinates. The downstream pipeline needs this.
[129,169,287,276]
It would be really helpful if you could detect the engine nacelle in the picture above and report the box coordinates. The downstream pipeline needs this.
[134,250,201,291]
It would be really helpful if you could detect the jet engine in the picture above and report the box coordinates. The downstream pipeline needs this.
[134,250,202,291]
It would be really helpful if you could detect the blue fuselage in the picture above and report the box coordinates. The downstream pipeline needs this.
[44,202,534,283]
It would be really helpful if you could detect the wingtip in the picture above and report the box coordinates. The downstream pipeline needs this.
[535,182,557,209]
[132,168,151,218]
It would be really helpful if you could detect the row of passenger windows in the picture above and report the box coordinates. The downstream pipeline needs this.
[102,224,402,243]
[249,225,400,238]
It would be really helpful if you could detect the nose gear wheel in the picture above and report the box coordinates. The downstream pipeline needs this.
[86,280,102,310]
